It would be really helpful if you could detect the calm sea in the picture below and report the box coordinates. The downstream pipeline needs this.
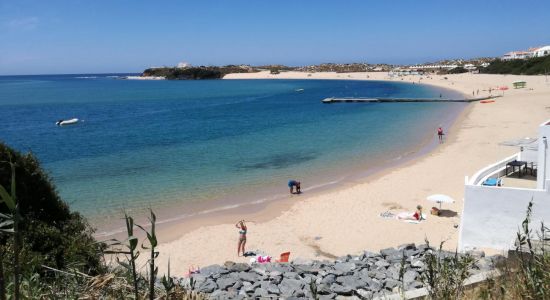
[0,74,465,233]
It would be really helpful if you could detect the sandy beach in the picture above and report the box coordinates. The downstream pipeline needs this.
[148,71,550,276]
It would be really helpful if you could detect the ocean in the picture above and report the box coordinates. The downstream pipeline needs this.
[0,74,465,234]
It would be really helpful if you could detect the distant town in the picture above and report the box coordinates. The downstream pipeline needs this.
[137,44,550,80]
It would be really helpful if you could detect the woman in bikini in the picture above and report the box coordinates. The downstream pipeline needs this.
[235,220,247,256]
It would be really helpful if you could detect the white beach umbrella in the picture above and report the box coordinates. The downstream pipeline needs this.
[426,194,455,209]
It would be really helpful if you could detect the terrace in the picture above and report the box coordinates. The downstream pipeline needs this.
[459,120,550,252]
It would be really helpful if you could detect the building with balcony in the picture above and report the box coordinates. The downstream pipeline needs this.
[459,119,550,252]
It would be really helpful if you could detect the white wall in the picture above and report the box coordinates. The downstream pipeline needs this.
[536,122,550,189]
[460,185,550,251]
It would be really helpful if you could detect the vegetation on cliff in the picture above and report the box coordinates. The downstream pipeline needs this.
[480,55,550,75]
[142,65,258,80]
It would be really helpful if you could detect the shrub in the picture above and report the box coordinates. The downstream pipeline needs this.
[0,142,104,275]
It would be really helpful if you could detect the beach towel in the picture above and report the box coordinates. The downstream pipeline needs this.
[396,212,427,224]
[379,211,395,219]
[250,255,271,264]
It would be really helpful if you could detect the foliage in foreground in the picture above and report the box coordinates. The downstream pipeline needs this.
[0,142,104,276]
[421,240,476,300]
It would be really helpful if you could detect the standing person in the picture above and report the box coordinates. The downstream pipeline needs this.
[437,126,444,143]
[235,220,247,256]
[288,179,301,194]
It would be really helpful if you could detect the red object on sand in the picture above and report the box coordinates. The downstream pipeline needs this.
[276,252,290,263]
[480,100,495,104]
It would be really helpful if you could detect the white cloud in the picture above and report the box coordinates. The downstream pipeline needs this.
[6,17,39,31]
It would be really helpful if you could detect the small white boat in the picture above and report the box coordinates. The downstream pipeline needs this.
[56,118,79,126]
[295,88,304,92]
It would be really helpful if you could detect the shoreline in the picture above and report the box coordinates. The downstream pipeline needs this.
[129,71,549,276]
[93,76,465,240]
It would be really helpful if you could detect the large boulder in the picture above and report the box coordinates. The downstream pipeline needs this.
[196,279,218,293]
[279,278,304,296]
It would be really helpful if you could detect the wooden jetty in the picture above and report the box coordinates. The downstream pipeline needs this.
[321,95,500,104]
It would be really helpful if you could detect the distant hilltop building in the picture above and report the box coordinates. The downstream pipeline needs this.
[177,61,192,69]
[502,45,550,60]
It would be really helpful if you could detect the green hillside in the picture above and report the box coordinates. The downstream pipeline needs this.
[480,55,550,75]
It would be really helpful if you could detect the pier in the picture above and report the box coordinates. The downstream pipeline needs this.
[321,95,500,104]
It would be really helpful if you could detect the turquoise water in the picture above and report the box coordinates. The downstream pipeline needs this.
[0,75,464,230]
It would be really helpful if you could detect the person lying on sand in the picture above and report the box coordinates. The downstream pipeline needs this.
[397,205,424,221]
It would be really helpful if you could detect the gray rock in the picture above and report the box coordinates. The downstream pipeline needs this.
[403,270,419,283]
[237,271,258,283]
[411,259,425,269]
[362,251,381,260]
[366,279,382,292]
[216,277,237,290]
[317,283,332,294]
[380,247,398,258]
[386,253,406,264]
[374,260,390,268]
[262,282,280,294]
[336,296,360,300]
[334,262,356,274]
[269,270,282,277]
[232,280,243,290]
[319,293,337,300]
[279,278,304,296]
[384,279,400,291]
[265,263,292,273]
[385,266,400,281]
[336,275,366,290]
[253,287,269,297]
[374,271,387,280]
[228,263,250,272]
[189,274,207,287]
[252,267,267,276]
[407,280,424,290]
[330,283,353,295]
[356,289,373,299]
[209,289,238,299]
[196,279,218,293]
[405,249,421,257]
[200,264,228,277]
[398,243,416,251]
[336,255,353,262]
[321,274,337,285]
[283,271,299,279]
[294,264,321,274]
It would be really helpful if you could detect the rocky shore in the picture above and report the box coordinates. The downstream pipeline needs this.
[181,243,500,299]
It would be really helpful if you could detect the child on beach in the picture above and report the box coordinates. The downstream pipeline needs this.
[437,126,444,143]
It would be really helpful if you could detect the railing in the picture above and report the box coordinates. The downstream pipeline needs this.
[466,153,521,186]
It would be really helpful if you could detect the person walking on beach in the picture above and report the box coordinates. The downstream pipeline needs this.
[236,220,247,256]
[437,126,444,143]
[288,180,301,194]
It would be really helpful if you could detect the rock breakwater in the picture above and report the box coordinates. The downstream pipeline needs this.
[181,243,500,299]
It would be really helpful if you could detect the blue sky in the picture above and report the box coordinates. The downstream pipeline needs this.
[1,0,549,75]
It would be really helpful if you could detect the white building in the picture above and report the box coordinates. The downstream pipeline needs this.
[501,51,533,60]
[533,45,550,58]
[459,119,550,252]
[177,61,191,69]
